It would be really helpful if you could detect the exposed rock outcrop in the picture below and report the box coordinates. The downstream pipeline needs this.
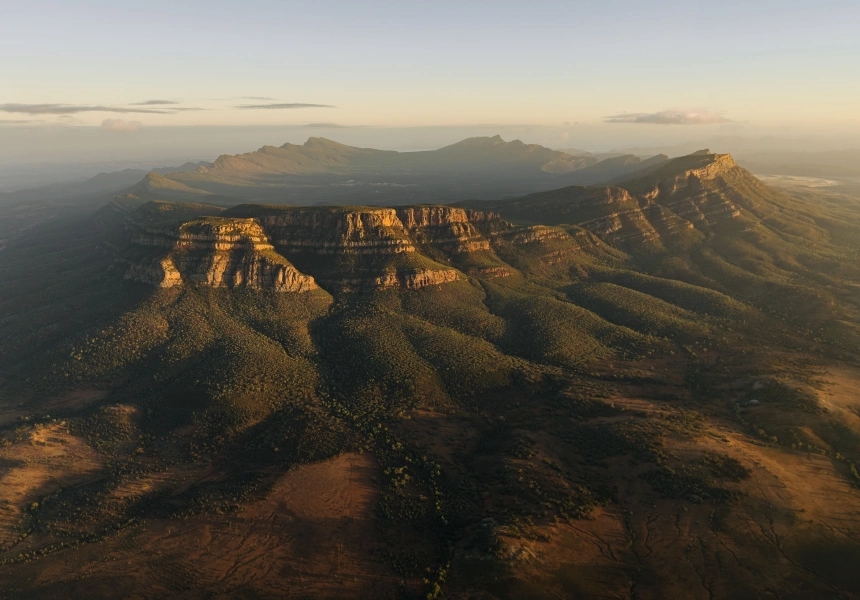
[243,207,417,254]
[221,205,512,291]
[397,206,509,254]
[122,213,317,292]
[124,257,182,288]
[630,153,744,227]
[466,266,515,278]
[337,268,461,291]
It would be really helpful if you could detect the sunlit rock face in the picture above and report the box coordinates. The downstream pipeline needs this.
[216,205,513,292]
[122,214,316,292]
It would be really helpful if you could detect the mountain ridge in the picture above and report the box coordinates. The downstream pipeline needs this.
[124,136,666,205]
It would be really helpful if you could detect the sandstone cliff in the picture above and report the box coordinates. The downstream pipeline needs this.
[118,194,708,294]
[397,206,509,254]
[230,206,417,255]
[220,205,515,291]
[121,210,317,292]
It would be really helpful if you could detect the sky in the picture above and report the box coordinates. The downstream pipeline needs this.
[1,0,859,168]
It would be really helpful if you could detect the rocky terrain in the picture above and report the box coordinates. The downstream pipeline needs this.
[123,216,317,292]
[464,151,834,257]
[119,203,514,292]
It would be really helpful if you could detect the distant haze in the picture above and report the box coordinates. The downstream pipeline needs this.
[1,0,858,170]
[2,125,860,193]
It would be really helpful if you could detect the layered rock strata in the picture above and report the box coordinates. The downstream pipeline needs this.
[122,216,317,292]
[635,153,743,226]
[121,200,653,292]
[221,205,515,291]
[491,225,616,275]
[243,207,417,255]
[463,153,752,253]
[397,206,509,254]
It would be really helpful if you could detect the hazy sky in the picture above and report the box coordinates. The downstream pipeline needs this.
[1,0,859,164]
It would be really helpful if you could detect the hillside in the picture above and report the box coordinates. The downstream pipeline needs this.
[1,150,860,599]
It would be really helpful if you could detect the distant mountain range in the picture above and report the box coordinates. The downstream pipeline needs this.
[118,136,672,205]
[0,161,212,207]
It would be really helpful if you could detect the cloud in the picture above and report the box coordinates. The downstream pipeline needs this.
[304,122,347,128]
[130,99,179,105]
[1,103,170,115]
[604,109,731,125]
[102,118,143,132]
[243,96,277,100]
[235,103,334,110]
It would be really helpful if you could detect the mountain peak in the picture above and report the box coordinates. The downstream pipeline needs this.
[302,136,354,150]
[444,135,508,148]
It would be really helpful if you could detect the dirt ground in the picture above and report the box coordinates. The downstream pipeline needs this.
[0,452,402,599]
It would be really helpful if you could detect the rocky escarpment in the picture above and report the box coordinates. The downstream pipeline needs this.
[626,152,744,227]
[573,153,746,243]
[396,206,516,278]
[490,225,620,276]
[222,205,515,291]
[122,203,519,293]
[223,205,453,291]
[397,206,510,254]
[461,151,759,253]
[227,206,417,255]
[123,198,719,292]
[463,186,695,253]
[121,212,317,292]
[117,153,762,293]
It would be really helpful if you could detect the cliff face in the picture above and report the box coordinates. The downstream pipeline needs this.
[220,205,518,290]
[123,257,183,288]
[631,153,744,227]
[462,152,755,253]
[397,206,509,254]
[122,214,317,292]
[121,203,518,293]
[121,194,724,292]
[248,207,417,255]
[118,154,756,293]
